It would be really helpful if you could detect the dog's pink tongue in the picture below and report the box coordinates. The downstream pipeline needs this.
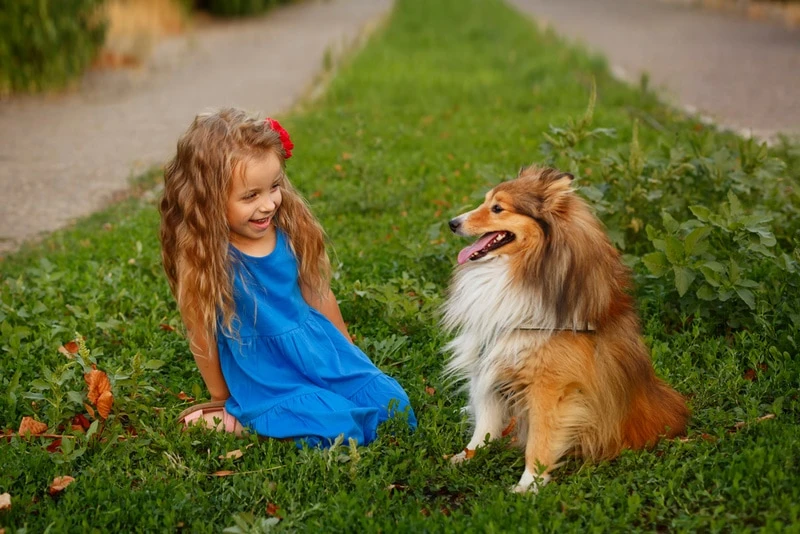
[457,232,500,265]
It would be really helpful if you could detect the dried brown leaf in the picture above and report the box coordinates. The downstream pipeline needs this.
[266,502,281,517]
[84,403,96,419]
[159,323,176,332]
[72,414,91,430]
[501,417,517,437]
[730,413,776,433]
[219,449,244,460]
[48,476,75,495]
[176,391,194,402]
[85,369,111,405]
[424,386,436,396]
[18,417,47,436]
[46,438,63,453]
[211,470,235,477]
[0,492,10,511]
[58,344,76,359]
[96,390,113,419]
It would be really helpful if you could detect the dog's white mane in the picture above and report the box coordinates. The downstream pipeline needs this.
[443,257,554,381]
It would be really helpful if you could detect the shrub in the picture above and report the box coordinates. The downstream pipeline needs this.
[0,0,107,94]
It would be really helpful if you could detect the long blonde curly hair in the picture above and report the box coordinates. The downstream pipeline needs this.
[160,107,330,336]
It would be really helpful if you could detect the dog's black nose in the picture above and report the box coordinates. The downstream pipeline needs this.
[448,219,460,233]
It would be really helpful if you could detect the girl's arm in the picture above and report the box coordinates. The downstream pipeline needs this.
[301,285,352,342]
[184,314,230,401]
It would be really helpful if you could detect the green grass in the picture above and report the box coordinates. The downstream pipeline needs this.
[2,0,799,531]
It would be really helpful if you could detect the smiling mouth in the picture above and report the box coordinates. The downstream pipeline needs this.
[250,216,272,227]
[457,231,516,265]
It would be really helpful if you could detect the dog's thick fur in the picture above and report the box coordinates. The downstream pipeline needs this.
[443,166,689,493]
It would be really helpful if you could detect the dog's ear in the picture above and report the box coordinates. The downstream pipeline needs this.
[539,169,575,217]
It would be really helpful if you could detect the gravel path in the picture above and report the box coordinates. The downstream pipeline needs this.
[0,0,391,255]
[509,0,800,140]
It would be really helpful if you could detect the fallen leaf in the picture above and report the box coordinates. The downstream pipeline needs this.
[58,343,77,359]
[219,449,244,460]
[341,152,352,160]
[464,448,475,459]
[85,369,111,405]
[18,417,47,437]
[266,502,281,517]
[46,438,63,453]
[84,403,96,419]
[730,413,776,433]
[96,390,113,419]
[0,492,10,511]
[177,391,194,402]
[158,323,175,332]
[48,476,75,495]
[212,470,235,477]
[425,386,436,396]
[743,368,757,381]
[501,417,517,437]
[72,414,91,430]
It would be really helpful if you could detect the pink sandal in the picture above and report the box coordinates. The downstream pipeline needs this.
[177,400,238,433]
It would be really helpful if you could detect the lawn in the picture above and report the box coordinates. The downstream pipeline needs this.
[2,0,799,531]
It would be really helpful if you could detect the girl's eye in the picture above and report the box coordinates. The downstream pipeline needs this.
[491,204,503,214]
[271,183,280,191]
[243,192,257,200]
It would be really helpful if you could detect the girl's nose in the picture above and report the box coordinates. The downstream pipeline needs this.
[259,197,275,213]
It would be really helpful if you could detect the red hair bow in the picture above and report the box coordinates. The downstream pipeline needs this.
[266,117,294,159]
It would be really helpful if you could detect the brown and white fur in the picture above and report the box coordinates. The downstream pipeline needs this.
[443,166,689,493]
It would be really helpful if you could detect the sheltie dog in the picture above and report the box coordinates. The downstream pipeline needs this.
[443,166,689,493]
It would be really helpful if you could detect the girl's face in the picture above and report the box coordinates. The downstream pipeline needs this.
[226,152,283,256]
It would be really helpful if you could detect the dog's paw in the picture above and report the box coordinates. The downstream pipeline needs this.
[449,448,475,464]
[511,470,551,494]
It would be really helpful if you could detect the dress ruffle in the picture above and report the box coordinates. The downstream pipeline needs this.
[347,373,417,427]
[238,373,416,448]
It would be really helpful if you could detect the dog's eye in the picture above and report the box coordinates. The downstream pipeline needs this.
[491,204,503,214]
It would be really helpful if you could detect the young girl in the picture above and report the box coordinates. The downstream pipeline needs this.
[160,108,416,446]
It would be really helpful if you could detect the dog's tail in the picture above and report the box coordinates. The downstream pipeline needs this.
[621,379,689,450]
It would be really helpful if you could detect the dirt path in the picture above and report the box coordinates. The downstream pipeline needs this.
[0,0,391,255]
[509,0,800,141]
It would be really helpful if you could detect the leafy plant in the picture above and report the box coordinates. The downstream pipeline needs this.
[0,0,107,94]
[642,192,796,328]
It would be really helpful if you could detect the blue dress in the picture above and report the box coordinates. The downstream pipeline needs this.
[217,229,416,447]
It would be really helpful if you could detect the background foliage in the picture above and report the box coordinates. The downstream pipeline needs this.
[0,0,107,94]
[1,0,799,531]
